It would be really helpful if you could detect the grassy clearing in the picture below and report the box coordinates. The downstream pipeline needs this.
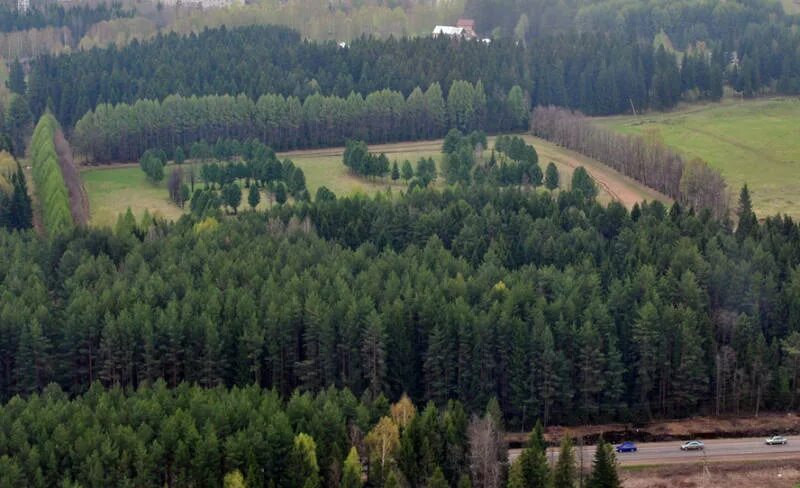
[82,166,184,227]
[81,134,666,226]
[595,98,800,217]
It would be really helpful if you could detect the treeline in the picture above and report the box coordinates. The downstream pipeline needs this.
[0,380,617,488]
[1,185,800,426]
[0,2,130,38]
[465,0,786,46]
[0,150,32,230]
[531,106,728,217]
[343,140,390,179]
[26,24,735,130]
[72,81,490,163]
[29,113,72,234]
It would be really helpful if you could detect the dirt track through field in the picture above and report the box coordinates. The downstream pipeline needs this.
[55,129,90,226]
[81,136,669,209]
[283,136,670,208]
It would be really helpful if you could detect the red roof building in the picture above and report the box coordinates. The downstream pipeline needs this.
[456,18,477,37]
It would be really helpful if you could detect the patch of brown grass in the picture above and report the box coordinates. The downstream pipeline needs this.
[622,460,800,488]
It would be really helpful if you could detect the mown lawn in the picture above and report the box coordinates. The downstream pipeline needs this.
[595,98,800,217]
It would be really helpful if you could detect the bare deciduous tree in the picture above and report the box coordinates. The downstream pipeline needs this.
[531,106,728,218]
[468,415,504,488]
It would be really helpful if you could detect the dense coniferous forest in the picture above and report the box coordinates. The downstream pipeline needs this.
[0,2,130,37]
[1,185,799,430]
[18,4,800,135]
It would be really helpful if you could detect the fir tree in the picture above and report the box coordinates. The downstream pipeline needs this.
[545,162,559,190]
[248,184,260,210]
[553,436,576,488]
[587,439,620,488]
[401,160,414,181]
[735,184,756,241]
[7,59,26,95]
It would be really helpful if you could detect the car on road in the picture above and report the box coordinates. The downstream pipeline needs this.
[766,436,788,445]
[680,440,705,451]
[616,441,638,453]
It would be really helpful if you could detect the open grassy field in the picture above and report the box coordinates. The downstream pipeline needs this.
[80,135,668,227]
[595,98,800,218]
[82,166,185,227]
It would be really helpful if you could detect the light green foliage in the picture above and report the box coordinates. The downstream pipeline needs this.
[30,113,73,235]
[224,470,246,488]
[341,447,362,488]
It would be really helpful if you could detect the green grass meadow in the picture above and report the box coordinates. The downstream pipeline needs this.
[595,98,800,218]
[81,134,662,227]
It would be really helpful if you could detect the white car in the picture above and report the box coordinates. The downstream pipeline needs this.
[766,436,788,445]
[680,440,704,451]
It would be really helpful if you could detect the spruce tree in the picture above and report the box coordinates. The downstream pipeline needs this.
[545,162,559,190]
[274,182,287,205]
[553,436,576,488]
[735,184,756,241]
[570,166,597,200]
[401,160,414,181]
[587,439,620,488]
[391,161,400,181]
[518,420,550,488]
[428,467,449,488]
[8,165,32,230]
[7,59,26,95]
[248,184,260,210]
[174,146,186,165]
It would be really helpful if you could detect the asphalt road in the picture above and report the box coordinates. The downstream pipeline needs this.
[509,436,800,467]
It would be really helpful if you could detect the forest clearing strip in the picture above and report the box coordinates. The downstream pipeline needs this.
[79,136,665,209]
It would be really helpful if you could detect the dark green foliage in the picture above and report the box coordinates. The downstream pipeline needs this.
[222,183,242,214]
[401,160,414,181]
[174,146,186,165]
[0,3,131,36]
[343,140,390,179]
[248,184,261,210]
[736,184,757,241]
[0,162,33,231]
[570,166,597,200]
[0,181,799,439]
[429,467,449,488]
[517,422,550,487]
[274,182,287,205]
[6,59,25,95]
[391,161,400,181]
[545,162,559,190]
[553,437,576,488]
[315,186,336,202]
[587,439,620,488]
[139,149,165,183]
[414,157,437,187]
[6,95,32,158]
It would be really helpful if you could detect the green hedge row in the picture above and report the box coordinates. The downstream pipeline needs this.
[30,114,72,234]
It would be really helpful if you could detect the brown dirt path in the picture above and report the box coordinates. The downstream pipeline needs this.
[54,129,90,226]
[80,136,669,209]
